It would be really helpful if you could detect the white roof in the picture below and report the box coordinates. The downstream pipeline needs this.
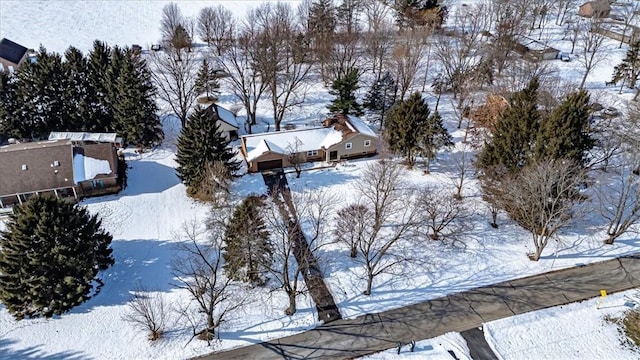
[347,115,378,137]
[244,127,344,162]
[49,131,119,143]
[215,105,239,128]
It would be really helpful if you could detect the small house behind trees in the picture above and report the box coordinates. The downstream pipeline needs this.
[0,134,122,208]
[205,103,239,142]
[240,115,377,172]
[578,1,612,18]
[0,38,33,73]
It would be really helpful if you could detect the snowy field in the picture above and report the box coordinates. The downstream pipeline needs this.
[1,0,640,359]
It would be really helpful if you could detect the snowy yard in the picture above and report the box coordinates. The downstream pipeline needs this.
[1,0,640,359]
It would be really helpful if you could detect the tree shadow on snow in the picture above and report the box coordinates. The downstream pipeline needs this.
[0,338,86,360]
[71,238,176,312]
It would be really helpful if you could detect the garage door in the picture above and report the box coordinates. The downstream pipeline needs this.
[257,159,283,171]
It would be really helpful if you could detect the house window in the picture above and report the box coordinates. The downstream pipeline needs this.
[307,150,318,157]
[364,140,371,147]
[21,164,28,171]
[345,142,353,150]
[53,160,60,167]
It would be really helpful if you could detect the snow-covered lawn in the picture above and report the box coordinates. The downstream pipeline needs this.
[485,289,640,360]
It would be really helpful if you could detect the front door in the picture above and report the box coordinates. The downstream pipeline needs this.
[329,151,338,161]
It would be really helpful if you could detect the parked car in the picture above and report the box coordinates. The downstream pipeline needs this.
[560,53,571,62]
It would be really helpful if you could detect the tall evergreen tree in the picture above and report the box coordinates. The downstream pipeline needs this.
[14,47,69,138]
[386,91,451,169]
[86,41,115,133]
[109,47,163,147]
[63,46,92,131]
[176,106,241,198]
[327,67,363,116]
[419,110,453,172]
[611,39,640,90]
[479,77,541,172]
[535,90,594,165]
[363,71,397,130]
[223,196,272,286]
[0,196,114,319]
[0,72,21,137]
[194,59,220,101]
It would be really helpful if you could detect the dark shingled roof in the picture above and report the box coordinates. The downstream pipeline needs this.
[0,38,28,65]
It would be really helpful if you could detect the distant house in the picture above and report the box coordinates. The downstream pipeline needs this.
[0,139,121,208]
[579,1,612,18]
[514,36,561,61]
[240,114,377,172]
[206,103,239,142]
[0,38,30,73]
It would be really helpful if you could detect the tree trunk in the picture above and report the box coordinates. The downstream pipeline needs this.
[350,244,357,258]
[490,210,498,229]
[604,233,616,245]
[364,274,373,295]
[285,291,297,315]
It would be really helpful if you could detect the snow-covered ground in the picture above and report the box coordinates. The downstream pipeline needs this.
[361,332,472,360]
[1,0,640,359]
[485,289,640,359]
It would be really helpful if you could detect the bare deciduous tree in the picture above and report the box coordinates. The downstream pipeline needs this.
[160,2,184,45]
[577,18,608,90]
[339,159,419,295]
[286,137,305,178]
[391,28,427,100]
[197,5,235,55]
[417,186,469,241]
[496,160,587,261]
[122,284,169,341]
[362,0,394,80]
[149,46,200,127]
[216,22,268,133]
[334,203,370,258]
[618,2,640,48]
[554,0,578,26]
[451,142,473,200]
[251,2,313,131]
[171,220,243,342]
[595,155,640,244]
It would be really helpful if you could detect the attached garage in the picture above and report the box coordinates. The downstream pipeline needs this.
[257,159,283,171]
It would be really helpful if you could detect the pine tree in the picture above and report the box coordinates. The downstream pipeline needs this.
[109,47,163,147]
[14,47,69,139]
[611,40,640,90]
[0,72,21,138]
[327,67,364,116]
[0,196,114,319]
[386,91,442,168]
[535,90,594,165]
[87,40,115,133]
[223,196,272,286]
[479,77,541,172]
[195,59,220,101]
[419,110,453,172]
[63,46,92,131]
[176,106,241,198]
[363,71,397,130]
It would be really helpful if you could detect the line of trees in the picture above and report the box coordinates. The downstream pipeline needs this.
[0,42,163,147]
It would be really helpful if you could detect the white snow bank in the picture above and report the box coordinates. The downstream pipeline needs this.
[73,153,112,184]
[484,289,640,359]
[360,332,471,360]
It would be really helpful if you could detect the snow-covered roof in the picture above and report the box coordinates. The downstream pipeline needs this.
[49,131,119,143]
[72,153,113,184]
[214,104,239,129]
[243,127,344,162]
[346,115,378,137]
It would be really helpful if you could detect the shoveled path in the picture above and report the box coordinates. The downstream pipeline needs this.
[262,170,341,322]
[461,327,498,360]
[199,254,640,360]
